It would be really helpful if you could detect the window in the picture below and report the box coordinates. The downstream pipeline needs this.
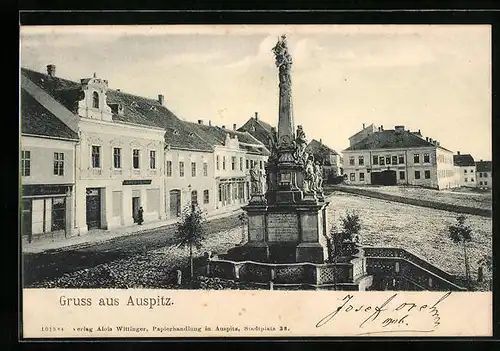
[92,145,101,168]
[480,181,483,185]
[471,178,474,182]
[358,156,364,166]
[349,157,355,165]
[218,184,223,202]
[424,153,430,163]
[425,170,430,179]
[372,155,378,165]
[414,154,420,163]
[223,156,226,170]
[379,156,385,166]
[350,173,355,181]
[191,162,196,177]
[464,169,467,173]
[260,160,263,169]
[166,160,172,177]
[415,171,421,179]
[216,156,220,170]
[53,152,64,176]
[398,154,404,164]
[149,150,156,169]
[240,157,243,171]
[479,172,483,178]
[485,181,488,185]
[179,161,184,177]
[359,172,365,181]
[203,190,209,204]
[391,156,397,165]
[21,150,31,176]
[132,149,140,169]
[464,177,468,182]
[191,190,198,206]
[231,156,236,170]
[399,171,405,180]
[383,156,389,165]
[92,91,99,108]
[113,148,121,168]
[203,162,208,177]
[246,159,249,169]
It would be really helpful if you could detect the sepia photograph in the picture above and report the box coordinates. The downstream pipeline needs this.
[19,23,492,337]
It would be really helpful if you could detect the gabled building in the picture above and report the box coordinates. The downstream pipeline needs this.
[20,88,79,242]
[476,160,492,189]
[237,112,275,148]
[305,138,343,183]
[22,66,167,235]
[453,152,477,187]
[190,121,270,212]
[342,125,458,189]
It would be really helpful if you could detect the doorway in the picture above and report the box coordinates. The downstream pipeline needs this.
[86,188,101,230]
[51,197,66,231]
[22,199,32,242]
[169,190,181,217]
[132,196,140,223]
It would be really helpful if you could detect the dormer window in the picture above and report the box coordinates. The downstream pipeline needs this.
[150,106,157,111]
[92,91,99,109]
[189,132,194,137]
[131,101,139,107]
[173,130,180,136]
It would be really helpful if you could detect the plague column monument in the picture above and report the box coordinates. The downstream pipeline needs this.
[239,35,329,263]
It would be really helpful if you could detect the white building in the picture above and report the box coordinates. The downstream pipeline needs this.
[342,125,458,189]
[476,160,492,189]
[453,152,477,188]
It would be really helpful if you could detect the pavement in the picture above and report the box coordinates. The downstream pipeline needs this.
[22,206,243,254]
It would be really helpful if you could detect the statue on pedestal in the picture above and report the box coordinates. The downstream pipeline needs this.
[268,127,279,162]
[303,156,316,193]
[313,161,324,191]
[293,125,308,165]
[250,165,263,195]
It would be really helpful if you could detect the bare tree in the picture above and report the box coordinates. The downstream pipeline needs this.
[448,214,473,288]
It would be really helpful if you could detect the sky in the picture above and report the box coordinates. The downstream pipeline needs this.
[20,25,492,160]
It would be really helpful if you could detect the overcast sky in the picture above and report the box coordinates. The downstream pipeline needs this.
[20,25,491,160]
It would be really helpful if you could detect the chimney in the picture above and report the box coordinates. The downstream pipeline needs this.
[116,89,121,92]
[255,112,259,120]
[320,138,322,144]
[395,125,405,132]
[209,120,212,126]
[378,127,381,132]
[158,94,164,106]
[222,125,226,129]
[362,123,365,129]
[457,151,460,155]
[418,129,421,134]
[381,125,384,131]
[233,123,237,131]
[46,64,56,77]
[197,119,204,125]
[426,137,429,141]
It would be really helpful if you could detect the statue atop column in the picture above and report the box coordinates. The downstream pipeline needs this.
[250,164,263,195]
[293,124,308,165]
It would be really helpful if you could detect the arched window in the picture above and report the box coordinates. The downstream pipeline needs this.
[92,91,99,109]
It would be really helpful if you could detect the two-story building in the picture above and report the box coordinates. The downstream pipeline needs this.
[342,125,458,189]
[476,160,492,189]
[305,138,343,183]
[22,66,167,235]
[20,88,79,242]
[453,152,477,188]
[191,121,270,212]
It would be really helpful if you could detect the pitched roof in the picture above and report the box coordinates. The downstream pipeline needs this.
[237,117,275,146]
[189,123,270,156]
[306,139,339,156]
[21,67,213,152]
[344,129,445,151]
[20,88,78,140]
[476,160,492,173]
[453,154,475,167]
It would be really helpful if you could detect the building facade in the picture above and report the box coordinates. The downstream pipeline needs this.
[476,160,492,189]
[453,152,477,188]
[342,125,458,189]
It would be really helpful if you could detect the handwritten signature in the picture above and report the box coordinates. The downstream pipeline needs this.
[315,291,452,334]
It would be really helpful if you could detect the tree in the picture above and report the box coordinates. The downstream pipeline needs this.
[340,210,361,244]
[174,203,207,283]
[448,214,473,288]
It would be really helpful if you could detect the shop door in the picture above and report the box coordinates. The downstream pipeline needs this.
[169,190,181,217]
[51,197,66,231]
[86,188,101,230]
[22,199,32,241]
[132,196,140,223]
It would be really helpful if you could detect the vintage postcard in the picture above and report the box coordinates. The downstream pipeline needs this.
[20,24,492,338]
